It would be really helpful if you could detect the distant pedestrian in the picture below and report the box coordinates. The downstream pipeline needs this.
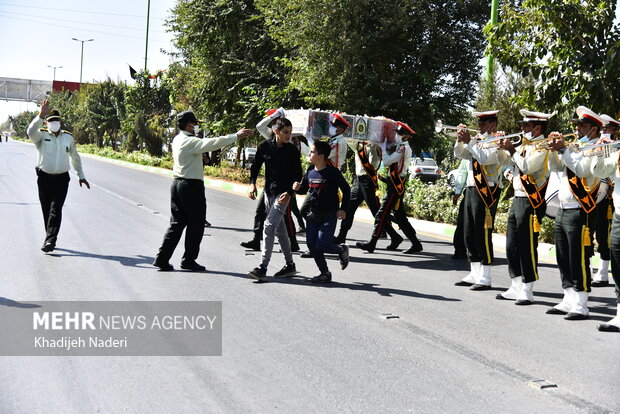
[153,110,253,271]
[27,99,90,252]
[293,140,351,283]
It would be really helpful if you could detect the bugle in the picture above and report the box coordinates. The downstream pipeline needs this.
[534,133,578,150]
[476,131,523,146]
[577,140,620,154]
[434,120,479,134]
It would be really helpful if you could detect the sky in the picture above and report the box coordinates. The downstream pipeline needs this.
[0,0,176,123]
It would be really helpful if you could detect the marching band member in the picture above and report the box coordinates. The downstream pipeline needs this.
[333,139,402,248]
[590,114,620,287]
[495,110,553,304]
[451,159,469,260]
[453,110,502,290]
[591,120,620,331]
[327,114,351,170]
[357,122,423,254]
[545,106,603,320]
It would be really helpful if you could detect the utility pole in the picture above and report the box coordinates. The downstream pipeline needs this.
[485,0,500,86]
[145,0,151,71]
[72,38,94,85]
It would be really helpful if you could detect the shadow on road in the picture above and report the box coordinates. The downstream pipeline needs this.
[50,248,153,268]
[194,270,461,302]
[0,297,41,308]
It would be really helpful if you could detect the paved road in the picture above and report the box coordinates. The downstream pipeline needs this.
[1,140,618,413]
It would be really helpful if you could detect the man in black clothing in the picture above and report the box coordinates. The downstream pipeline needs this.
[247,117,303,281]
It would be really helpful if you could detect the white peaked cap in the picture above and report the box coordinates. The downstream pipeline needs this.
[519,109,554,123]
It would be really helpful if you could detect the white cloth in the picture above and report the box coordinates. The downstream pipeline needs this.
[27,116,85,179]
[592,152,620,213]
[454,140,501,187]
[172,130,237,180]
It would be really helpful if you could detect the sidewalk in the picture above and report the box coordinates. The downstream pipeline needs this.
[78,150,576,266]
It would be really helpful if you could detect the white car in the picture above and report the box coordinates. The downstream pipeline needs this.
[408,157,442,183]
[226,147,256,168]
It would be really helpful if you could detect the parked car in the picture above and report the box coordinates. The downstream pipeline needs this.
[408,157,442,183]
[226,147,256,168]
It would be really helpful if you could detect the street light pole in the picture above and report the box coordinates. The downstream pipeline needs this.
[71,37,94,84]
[144,0,151,71]
[47,65,63,81]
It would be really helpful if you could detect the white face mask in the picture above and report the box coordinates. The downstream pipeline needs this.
[601,133,611,140]
[523,131,533,140]
[193,124,200,135]
[48,121,61,133]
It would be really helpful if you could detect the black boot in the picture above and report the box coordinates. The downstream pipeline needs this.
[386,233,404,251]
[240,239,261,251]
[403,237,423,254]
[356,237,378,253]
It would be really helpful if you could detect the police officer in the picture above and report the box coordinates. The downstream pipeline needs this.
[496,109,553,305]
[153,110,253,271]
[27,99,90,252]
[357,122,423,254]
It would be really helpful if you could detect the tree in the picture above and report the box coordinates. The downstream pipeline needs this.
[257,0,490,152]
[9,111,37,138]
[166,0,298,139]
[486,0,620,117]
[124,71,172,156]
[83,78,127,149]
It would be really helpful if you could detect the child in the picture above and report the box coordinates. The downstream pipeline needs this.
[293,140,351,283]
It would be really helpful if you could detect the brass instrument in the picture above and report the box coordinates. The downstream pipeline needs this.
[476,131,523,146]
[434,120,479,135]
[533,133,578,150]
[577,140,620,157]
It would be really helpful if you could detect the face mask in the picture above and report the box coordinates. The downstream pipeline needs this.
[48,121,61,133]
[601,133,611,140]
[523,132,533,140]
[193,124,200,135]
[579,136,590,143]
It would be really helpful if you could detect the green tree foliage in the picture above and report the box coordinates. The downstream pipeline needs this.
[124,71,172,156]
[166,0,298,138]
[256,0,490,152]
[83,78,127,149]
[486,0,620,117]
[9,111,37,138]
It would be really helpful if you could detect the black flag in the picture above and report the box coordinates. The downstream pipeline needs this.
[128,64,137,79]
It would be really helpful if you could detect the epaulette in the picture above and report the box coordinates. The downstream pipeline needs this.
[61,130,72,136]
[39,128,49,132]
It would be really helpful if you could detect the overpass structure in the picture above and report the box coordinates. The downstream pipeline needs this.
[0,77,82,103]
[0,77,52,103]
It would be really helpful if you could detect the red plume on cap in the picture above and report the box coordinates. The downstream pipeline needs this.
[266,109,277,117]
[396,121,415,135]
[331,113,352,129]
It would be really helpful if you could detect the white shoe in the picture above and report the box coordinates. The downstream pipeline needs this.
[497,278,522,300]
[598,306,620,332]
[565,291,589,320]
[458,262,481,285]
[547,288,574,314]
[471,265,492,290]
[515,282,534,305]
[592,260,610,286]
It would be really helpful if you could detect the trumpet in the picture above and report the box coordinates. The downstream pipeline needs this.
[434,120,479,134]
[476,131,523,146]
[577,140,620,154]
[533,133,578,150]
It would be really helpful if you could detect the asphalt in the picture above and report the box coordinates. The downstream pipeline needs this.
[0,139,618,414]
